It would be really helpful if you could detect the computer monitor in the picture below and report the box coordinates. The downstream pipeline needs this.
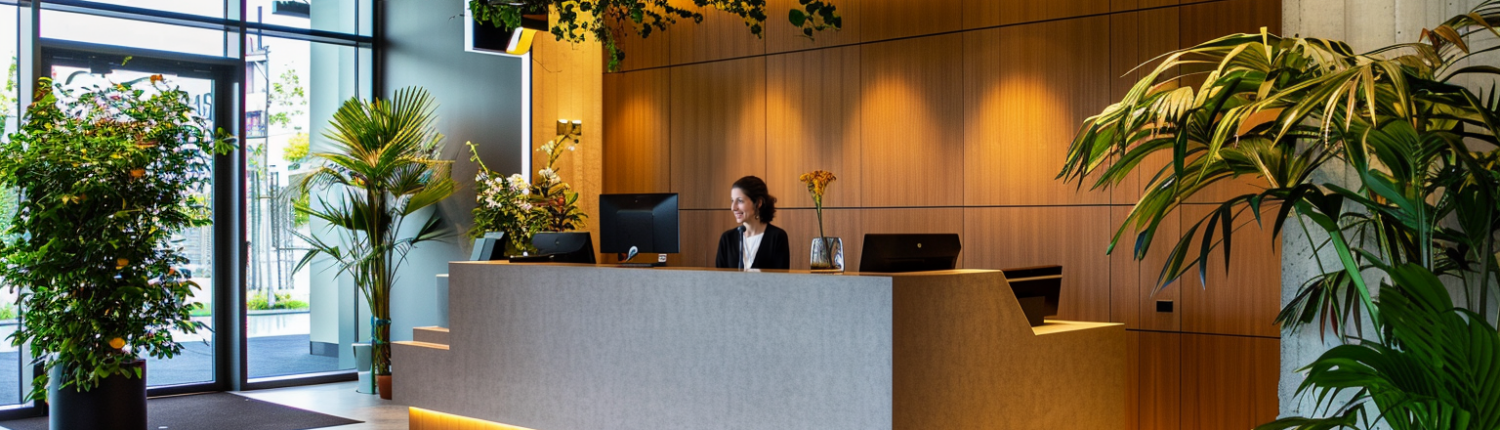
[528,232,597,264]
[599,193,680,255]
[1002,265,1062,327]
[470,232,506,261]
[858,234,962,273]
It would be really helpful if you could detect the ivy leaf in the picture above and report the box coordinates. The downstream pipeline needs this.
[789,9,807,27]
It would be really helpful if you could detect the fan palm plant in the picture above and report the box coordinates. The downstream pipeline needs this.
[1058,1,1500,428]
[293,87,455,394]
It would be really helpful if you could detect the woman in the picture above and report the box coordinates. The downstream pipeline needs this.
[715,176,791,269]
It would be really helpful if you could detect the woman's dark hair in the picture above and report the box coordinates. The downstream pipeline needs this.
[732,175,777,223]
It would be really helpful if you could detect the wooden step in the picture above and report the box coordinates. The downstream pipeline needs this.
[413,326,449,346]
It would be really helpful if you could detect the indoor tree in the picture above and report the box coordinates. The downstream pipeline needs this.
[1058,1,1500,428]
[0,76,232,404]
[293,87,455,397]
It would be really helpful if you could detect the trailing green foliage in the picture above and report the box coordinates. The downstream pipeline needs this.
[468,0,841,71]
[1059,1,1500,428]
[292,87,455,377]
[0,77,233,400]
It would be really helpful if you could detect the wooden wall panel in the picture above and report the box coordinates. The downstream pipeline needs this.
[860,0,961,42]
[777,209,863,270]
[1124,332,1141,430]
[609,11,672,71]
[1180,204,1281,338]
[603,69,672,194]
[1109,8,1180,205]
[1110,207,1141,328]
[533,36,605,262]
[859,208,963,271]
[1113,0,1179,12]
[669,57,767,209]
[964,18,1111,207]
[1138,331,1182,430]
[1114,206,1185,332]
[668,0,766,65]
[679,209,733,268]
[767,0,862,53]
[1181,334,1279,430]
[767,46,863,209]
[964,207,1112,322]
[962,0,1110,28]
[860,34,964,208]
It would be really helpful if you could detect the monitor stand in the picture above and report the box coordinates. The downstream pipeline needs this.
[617,253,668,268]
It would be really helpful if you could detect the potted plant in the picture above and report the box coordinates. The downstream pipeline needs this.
[469,126,586,254]
[293,87,455,400]
[0,77,232,429]
[467,0,843,71]
[1058,0,1500,428]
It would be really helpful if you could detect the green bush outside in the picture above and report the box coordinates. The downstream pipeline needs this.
[185,293,308,317]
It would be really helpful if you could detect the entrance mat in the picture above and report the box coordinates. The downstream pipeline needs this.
[0,392,361,430]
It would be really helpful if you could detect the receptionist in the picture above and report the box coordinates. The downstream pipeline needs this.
[715,176,791,270]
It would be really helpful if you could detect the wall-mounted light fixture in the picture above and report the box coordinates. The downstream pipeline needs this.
[556,119,583,149]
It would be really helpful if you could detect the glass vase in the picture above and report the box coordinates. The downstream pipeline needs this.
[810,237,844,271]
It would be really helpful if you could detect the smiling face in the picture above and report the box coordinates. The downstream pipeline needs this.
[731,187,757,225]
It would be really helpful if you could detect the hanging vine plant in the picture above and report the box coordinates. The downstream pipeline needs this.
[469,0,842,71]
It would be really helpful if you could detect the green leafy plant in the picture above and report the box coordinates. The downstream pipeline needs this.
[293,87,455,380]
[248,292,308,311]
[469,0,841,71]
[1059,1,1500,428]
[469,129,587,254]
[0,77,233,400]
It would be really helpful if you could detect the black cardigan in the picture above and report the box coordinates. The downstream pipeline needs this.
[714,224,791,269]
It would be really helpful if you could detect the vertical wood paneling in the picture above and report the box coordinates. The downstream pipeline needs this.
[609,10,672,71]
[668,0,766,65]
[860,0,961,42]
[859,208,963,271]
[767,46,863,208]
[964,17,1111,206]
[1110,8,1180,205]
[1138,331,1182,430]
[1113,0,1179,12]
[860,34,964,208]
[1002,0,1111,27]
[767,0,862,53]
[777,209,863,270]
[679,209,733,268]
[1181,204,1282,338]
[1110,207,1141,328]
[1181,334,1280,430]
[533,35,604,251]
[1125,332,1141,430]
[669,57,767,209]
[603,69,671,194]
[1138,206,1183,332]
[964,207,1112,322]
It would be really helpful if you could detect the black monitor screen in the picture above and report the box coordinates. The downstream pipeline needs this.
[599,193,680,254]
[858,234,962,273]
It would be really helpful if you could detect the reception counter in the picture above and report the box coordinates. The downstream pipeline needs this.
[394,262,1124,430]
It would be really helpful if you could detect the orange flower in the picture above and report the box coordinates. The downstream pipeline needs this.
[130,169,146,178]
[109,337,126,349]
[150,74,164,84]
[116,258,129,270]
[799,170,837,200]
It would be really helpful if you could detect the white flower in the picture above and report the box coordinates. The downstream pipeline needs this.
[539,168,559,186]
[507,174,527,192]
[519,202,533,211]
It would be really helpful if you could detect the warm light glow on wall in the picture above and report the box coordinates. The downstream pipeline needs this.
[410,407,540,430]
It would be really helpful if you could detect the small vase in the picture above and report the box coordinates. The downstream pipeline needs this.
[810,237,844,271]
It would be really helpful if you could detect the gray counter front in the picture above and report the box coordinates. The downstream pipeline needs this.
[395,262,1123,430]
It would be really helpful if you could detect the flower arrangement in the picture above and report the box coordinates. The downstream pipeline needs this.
[799,170,837,269]
[0,77,233,400]
[469,132,587,255]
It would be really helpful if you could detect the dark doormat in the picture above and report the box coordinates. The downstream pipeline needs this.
[0,392,362,430]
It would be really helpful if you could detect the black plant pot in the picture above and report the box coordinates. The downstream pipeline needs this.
[48,359,147,430]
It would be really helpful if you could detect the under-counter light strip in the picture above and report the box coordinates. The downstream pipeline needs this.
[410,407,540,430]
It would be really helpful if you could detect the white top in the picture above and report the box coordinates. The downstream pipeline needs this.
[742,232,764,269]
